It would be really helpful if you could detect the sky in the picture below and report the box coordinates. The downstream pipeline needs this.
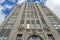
[0,0,60,25]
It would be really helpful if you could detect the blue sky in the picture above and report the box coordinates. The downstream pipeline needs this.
[0,0,60,25]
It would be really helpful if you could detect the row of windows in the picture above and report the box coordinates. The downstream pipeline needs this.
[0,35,8,40]
[0,29,11,40]
[0,6,19,40]
[0,34,55,40]
[41,6,52,15]
[40,5,58,25]
[7,18,16,23]
[24,3,35,11]
[48,16,58,22]
[53,24,60,29]
[42,4,60,34]
[4,17,16,30]
[19,28,42,33]
[44,6,60,29]
[30,4,60,35]
[20,15,40,29]
[40,4,60,30]
[20,23,41,29]
[20,3,41,29]
[26,29,42,32]
[11,13,18,17]
[36,4,47,28]
[48,34,55,40]
[35,4,48,28]
[17,34,55,40]
[4,23,13,29]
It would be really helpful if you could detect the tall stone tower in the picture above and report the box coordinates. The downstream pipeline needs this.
[0,2,60,40]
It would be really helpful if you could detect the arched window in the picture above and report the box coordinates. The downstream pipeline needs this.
[27,35,43,40]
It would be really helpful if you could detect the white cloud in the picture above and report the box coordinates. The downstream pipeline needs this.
[8,0,16,2]
[0,11,5,25]
[35,1,40,4]
[0,0,5,4]
[0,5,3,11]
[0,5,6,25]
[17,0,26,4]
[0,3,14,25]
[45,0,60,18]
[4,4,13,9]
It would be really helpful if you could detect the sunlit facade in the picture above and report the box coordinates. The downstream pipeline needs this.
[0,2,60,40]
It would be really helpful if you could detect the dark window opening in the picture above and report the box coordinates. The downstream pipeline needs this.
[47,34,55,40]
[17,34,22,40]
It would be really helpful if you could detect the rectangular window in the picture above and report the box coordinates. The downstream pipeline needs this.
[4,23,13,29]
[31,20,35,24]
[0,35,2,40]
[0,29,7,35]
[6,30,11,35]
[0,35,8,40]
[27,20,30,24]
[26,24,30,29]
[41,17,47,27]
[7,18,16,23]
[48,17,56,21]
[36,20,40,24]
[26,29,30,32]
[31,24,35,28]
[41,6,52,15]
[35,18,39,21]
[53,24,60,29]
[38,29,42,32]
[32,29,36,33]
[20,13,25,28]
[17,34,22,40]
[36,20,40,28]
[3,35,8,40]
[12,13,18,17]
[34,13,38,18]
[36,24,40,28]
[20,20,24,24]
[32,37,38,40]
[27,18,30,20]
[47,34,55,40]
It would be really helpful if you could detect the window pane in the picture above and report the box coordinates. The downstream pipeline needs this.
[26,24,30,28]
[48,34,55,40]
[31,24,35,28]
[0,35,2,40]
[53,24,60,29]
[4,23,13,29]
[3,36,8,40]
[17,34,22,40]
[32,37,38,40]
